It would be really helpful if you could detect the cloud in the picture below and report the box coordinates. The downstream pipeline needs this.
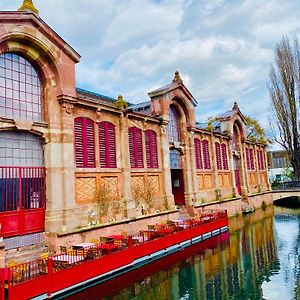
[1,0,300,131]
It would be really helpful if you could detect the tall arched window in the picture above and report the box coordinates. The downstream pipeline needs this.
[74,117,95,168]
[167,106,180,142]
[202,140,211,169]
[98,121,117,168]
[128,127,143,168]
[0,53,42,122]
[245,147,250,170]
[221,143,228,170]
[215,142,222,170]
[194,138,203,169]
[145,130,158,169]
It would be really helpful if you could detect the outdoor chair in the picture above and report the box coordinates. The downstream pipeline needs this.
[37,259,48,275]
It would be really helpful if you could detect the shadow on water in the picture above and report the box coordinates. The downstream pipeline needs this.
[63,205,300,300]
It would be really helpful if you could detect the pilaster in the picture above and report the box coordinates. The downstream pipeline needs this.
[159,121,175,210]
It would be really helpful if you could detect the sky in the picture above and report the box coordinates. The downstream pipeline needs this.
[1,0,300,132]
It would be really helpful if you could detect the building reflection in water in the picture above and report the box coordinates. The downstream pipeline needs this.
[65,206,280,300]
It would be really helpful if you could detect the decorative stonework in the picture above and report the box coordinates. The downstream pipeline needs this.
[148,175,160,194]
[18,0,39,15]
[75,177,96,204]
[100,176,118,199]
[197,174,204,190]
[204,174,213,189]
[131,176,145,194]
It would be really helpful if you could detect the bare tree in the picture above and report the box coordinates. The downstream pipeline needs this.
[269,37,300,180]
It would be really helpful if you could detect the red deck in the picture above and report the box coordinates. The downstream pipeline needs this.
[0,211,228,300]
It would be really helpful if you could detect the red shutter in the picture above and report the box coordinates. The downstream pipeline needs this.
[136,128,144,168]
[258,150,264,170]
[202,140,211,169]
[99,122,106,167]
[99,122,117,168]
[249,148,254,170]
[194,138,203,169]
[215,142,222,170]
[107,123,117,168]
[221,143,228,170]
[245,148,250,170]
[129,127,144,168]
[74,117,95,168]
[128,128,135,168]
[145,130,158,168]
[85,119,96,168]
[74,118,84,167]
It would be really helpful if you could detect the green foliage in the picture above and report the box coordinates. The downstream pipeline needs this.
[245,115,272,145]
[281,167,294,181]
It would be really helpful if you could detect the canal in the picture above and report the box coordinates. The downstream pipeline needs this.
[64,205,300,300]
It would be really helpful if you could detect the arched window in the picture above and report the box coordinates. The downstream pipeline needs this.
[194,138,203,169]
[221,143,228,170]
[167,106,180,142]
[74,117,95,168]
[215,142,222,170]
[145,130,158,168]
[128,127,143,168]
[202,140,211,169]
[99,121,116,168]
[0,53,42,122]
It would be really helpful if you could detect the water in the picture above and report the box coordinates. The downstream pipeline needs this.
[65,205,300,300]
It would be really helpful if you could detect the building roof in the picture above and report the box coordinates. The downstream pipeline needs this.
[76,87,118,104]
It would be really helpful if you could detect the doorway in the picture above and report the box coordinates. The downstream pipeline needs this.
[169,148,185,206]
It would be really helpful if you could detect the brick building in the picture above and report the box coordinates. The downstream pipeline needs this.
[0,1,270,261]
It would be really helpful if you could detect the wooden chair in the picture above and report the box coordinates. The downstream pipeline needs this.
[38,259,48,275]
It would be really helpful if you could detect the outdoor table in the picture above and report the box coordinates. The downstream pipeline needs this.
[72,242,95,250]
[52,254,85,269]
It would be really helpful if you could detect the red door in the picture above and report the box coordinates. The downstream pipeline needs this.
[171,170,185,206]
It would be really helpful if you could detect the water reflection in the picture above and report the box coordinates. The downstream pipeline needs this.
[65,205,300,300]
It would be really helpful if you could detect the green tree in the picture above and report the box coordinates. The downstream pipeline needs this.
[269,37,300,180]
[244,115,272,144]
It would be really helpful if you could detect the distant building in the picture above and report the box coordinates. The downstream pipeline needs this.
[267,150,292,182]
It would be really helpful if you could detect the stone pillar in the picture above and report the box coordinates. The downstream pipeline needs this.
[210,135,220,200]
[239,141,249,198]
[119,113,136,218]
[183,129,197,206]
[254,145,261,191]
[159,122,175,210]
[45,95,78,232]
[228,138,238,197]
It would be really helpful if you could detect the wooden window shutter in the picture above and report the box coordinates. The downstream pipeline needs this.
[215,142,222,170]
[84,119,96,168]
[202,140,211,170]
[249,148,255,170]
[245,148,250,170]
[74,117,95,168]
[129,127,144,168]
[194,138,203,169]
[99,121,117,168]
[74,118,84,167]
[145,130,158,168]
[221,143,228,170]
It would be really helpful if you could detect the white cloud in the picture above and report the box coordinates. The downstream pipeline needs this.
[1,0,300,133]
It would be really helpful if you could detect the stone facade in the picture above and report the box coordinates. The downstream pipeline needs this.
[0,3,271,259]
